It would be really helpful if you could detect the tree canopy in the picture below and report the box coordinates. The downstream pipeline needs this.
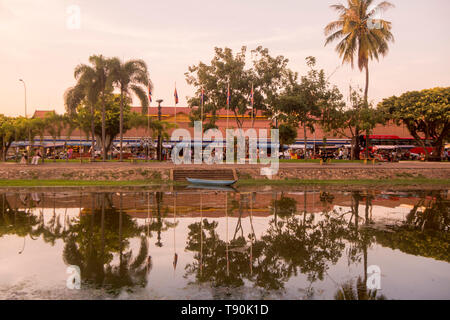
[185,46,290,129]
[378,87,450,157]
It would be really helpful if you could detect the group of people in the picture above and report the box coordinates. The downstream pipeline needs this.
[18,146,43,165]
[287,148,351,160]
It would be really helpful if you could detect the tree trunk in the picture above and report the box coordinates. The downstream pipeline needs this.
[364,64,369,105]
[303,125,307,159]
[119,91,124,162]
[15,133,18,163]
[350,136,355,161]
[364,64,370,160]
[119,193,123,267]
[1,139,5,162]
[102,101,106,162]
[28,130,32,165]
[353,128,361,160]
[53,137,56,163]
[40,135,44,164]
[91,105,95,162]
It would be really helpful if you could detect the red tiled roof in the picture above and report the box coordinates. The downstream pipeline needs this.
[32,110,54,118]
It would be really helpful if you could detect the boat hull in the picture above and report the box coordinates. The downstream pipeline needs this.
[186,178,237,186]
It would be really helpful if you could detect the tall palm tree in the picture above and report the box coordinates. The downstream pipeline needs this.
[325,0,394,102]
[109,58,151,162]
[325,0,394,157]
[72,55,113,162]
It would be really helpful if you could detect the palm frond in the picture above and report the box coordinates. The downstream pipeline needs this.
[131,85,149,114]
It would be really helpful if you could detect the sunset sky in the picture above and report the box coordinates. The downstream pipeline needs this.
[1,0,449,117]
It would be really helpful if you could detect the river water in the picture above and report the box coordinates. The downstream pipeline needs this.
[0,186,448,300]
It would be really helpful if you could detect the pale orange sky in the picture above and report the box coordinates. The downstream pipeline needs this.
[0,0,449,117]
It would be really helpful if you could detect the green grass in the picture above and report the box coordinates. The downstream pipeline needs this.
[0,180,165,187]
[237,178,450,186]
[279,159,365,163]
[4,159,160,163]
[0,178,448,188]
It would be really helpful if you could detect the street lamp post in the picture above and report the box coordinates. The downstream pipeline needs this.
[19,79,30,164]
[156,99,163,161]
[19,79,27,118]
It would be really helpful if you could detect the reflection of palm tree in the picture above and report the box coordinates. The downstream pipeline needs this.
[345,191,375,283]
[103,237,150,293]
[334,277,386,300]
[62,193,145,293]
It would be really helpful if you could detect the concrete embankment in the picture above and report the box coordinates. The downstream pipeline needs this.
[0,162,449,182]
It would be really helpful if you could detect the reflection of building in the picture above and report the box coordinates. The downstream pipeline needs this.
[31,107,413,147]
[4,191,440,219]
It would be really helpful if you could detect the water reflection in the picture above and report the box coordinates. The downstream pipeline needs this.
[0,188,448,299]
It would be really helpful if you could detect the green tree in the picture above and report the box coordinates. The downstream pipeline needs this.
[10,117,29,162]
[109,58,151,161]
[65,82,97,161]
[32,117,47,163]
[278,123,297,154]
[277,57,343,156]
[378,87,450,159]
[0,115,15,161]
[185,46,290,130]
[322,87,382,159]
[76,94,131,156]
[44,112,65,162]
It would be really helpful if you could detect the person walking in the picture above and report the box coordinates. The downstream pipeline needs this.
[31,150,41,165]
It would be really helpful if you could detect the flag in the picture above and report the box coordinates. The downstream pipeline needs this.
[227,83,231,106]
[250,84,254,106]
[174,87,179,105]
[148,84,152,103]
[200,87,205,105]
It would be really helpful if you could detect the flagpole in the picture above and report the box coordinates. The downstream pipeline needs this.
[226,192,229,277]
[250,192,253,276]
[147,82,151,162]
[201,88,204,127]
[251,83,255,128]
[226,80,230,131]
[200,192,203,277]
[147,100,150,162]
[201,87,204,153]
[174,82,177,125]
[173,191,177,274]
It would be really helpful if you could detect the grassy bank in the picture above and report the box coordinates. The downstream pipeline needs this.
[0,178,448,188]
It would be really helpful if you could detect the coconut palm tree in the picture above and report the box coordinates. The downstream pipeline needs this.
[109,58,151,161]
[325,0,394,102]
[325,0,394,157]
[71,55,113,161]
